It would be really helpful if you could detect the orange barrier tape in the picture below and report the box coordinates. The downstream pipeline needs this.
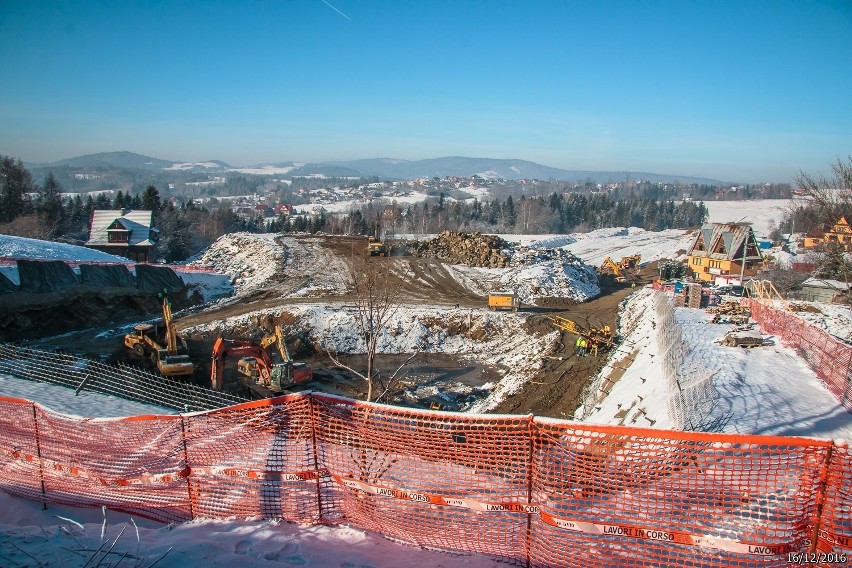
[328,471,802,558]
[3,448,188,486]
[332,474,537,512]
[539,511,799,556]
[190,466,331,482]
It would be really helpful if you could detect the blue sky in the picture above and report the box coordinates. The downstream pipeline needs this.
[0,0,850,182]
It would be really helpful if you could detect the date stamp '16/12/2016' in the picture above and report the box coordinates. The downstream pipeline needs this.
[788,551,847,565]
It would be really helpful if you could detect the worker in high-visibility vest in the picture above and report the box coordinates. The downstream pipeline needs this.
[575,336,583,355]
[578,338,587,356]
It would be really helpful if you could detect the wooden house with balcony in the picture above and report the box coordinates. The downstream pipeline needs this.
[686,222,763,284]
[803,216,852,251]
[85,210,159,262]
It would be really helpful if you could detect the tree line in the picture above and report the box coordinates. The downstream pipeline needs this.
[2,154,706,262]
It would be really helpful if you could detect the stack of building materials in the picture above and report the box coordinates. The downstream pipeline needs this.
[687,283,703,308]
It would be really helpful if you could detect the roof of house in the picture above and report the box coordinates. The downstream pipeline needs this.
[689,222,762,261]
[86,210,156,247]
[801,277,851,291]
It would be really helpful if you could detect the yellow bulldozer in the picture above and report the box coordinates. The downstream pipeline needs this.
[124,297,194,377]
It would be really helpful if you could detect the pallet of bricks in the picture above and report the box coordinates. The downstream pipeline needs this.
[686,283,702,308]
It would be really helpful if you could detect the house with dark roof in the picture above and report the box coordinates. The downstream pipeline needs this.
[686,222,763,284]
[803,216,852,251]
[85,210,159,262]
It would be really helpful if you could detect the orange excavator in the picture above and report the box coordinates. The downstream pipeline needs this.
[210,325,312,391]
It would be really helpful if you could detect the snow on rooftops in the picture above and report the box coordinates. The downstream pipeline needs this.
[86,209,157,247]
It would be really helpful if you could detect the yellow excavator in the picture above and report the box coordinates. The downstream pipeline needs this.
[599,257,627,282]
[124,297,194,377]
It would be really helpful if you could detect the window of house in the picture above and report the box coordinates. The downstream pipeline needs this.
[693,257,702,266]
[108,231,129,243]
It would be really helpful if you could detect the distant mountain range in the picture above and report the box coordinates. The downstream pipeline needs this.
[29,151,724,185]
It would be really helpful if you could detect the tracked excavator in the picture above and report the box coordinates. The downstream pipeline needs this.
[599,257,627,282]
[210,325,312,392]
[124,297,194,377]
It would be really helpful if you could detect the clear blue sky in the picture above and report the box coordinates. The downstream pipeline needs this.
[1,0,850,182]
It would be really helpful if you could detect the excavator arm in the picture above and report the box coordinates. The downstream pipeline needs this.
[210,337,273,390]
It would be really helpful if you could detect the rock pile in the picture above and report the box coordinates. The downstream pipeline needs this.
[408,231,511,267]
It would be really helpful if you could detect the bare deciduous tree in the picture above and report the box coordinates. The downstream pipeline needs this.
[794,155,852,217]
[326,255,420,401]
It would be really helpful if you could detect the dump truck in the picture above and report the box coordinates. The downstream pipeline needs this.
[367,236,389,256]
[488,292,520,311]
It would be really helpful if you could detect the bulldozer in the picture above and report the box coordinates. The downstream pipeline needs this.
[124,297,194,377]
[210,325,312,392]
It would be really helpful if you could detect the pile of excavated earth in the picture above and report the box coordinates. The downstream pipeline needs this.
[402,230,511,267]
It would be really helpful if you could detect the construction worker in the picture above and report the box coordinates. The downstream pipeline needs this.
[631,281,636,290]
[602,325,611,337]
[578,338,587,357]
[589,337,598,357]
[575,336,583,355]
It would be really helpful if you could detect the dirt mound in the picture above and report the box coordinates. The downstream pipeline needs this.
[406,231,511,267]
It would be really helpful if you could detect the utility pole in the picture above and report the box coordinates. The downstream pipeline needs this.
[739,225,749,285]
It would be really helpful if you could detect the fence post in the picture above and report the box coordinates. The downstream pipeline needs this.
[809,444,834,554]
[525,414,536,568]
[307,392,325,524]
[179,413,195,520]
[31,403,47,510]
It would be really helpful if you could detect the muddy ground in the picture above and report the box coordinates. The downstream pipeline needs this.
[19,235,654,419]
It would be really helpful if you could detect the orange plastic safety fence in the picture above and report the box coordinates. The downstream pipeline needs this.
[2,391,851,567]
[33,403,191,523]
[182,395,320,524]
[816,443,852,567]
[310,393,532,565]
[0,397,44,503]
[746,300,852,413]
[531,418,833,567]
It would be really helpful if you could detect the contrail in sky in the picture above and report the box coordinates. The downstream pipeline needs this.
[321,0,351,20]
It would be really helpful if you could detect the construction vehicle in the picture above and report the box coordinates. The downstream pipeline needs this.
[548,315,615,353]
[210,325,312,392]
[367,236,389,257]
[599,257,627,282]
[488,291,520,311]
[619,254,642,270]
[124,297,194,377]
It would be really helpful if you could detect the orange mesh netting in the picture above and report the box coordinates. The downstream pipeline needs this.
[0,392,849,567]
[746,299,852,413]
[182,395,320,524]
